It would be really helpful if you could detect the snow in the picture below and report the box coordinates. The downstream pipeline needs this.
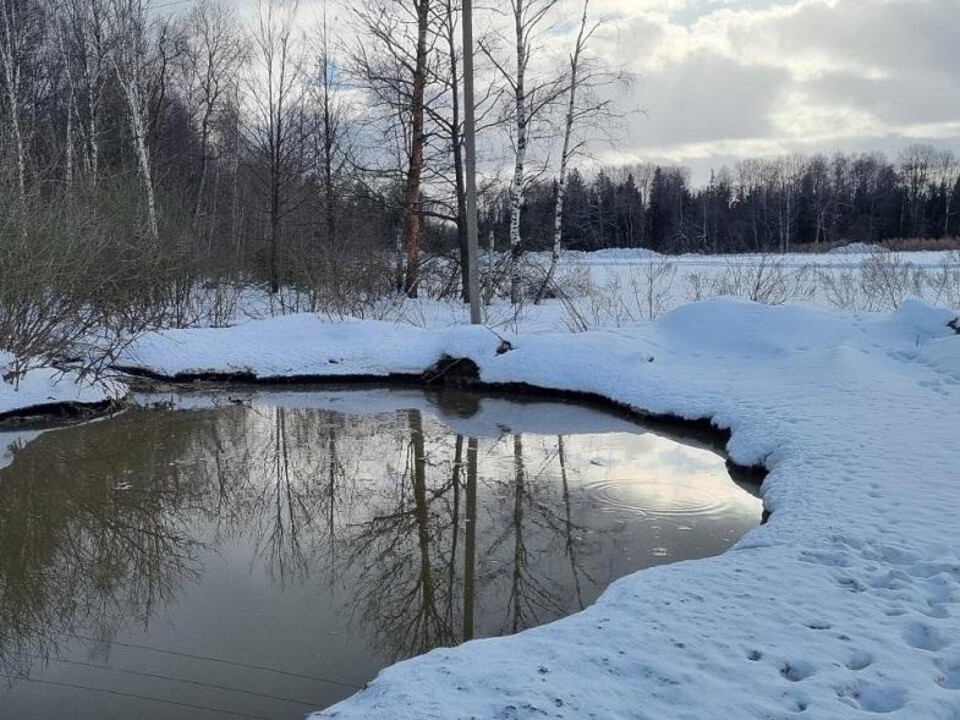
[0,359,124,421]
[113,295,960,720]
[0,356,123,474]
[827,242,888,255]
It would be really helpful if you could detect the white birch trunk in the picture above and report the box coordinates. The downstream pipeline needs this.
[65,103,74,190]
[117,66,158,238]
[0,1,25,207]
[57,22,75,190]
[508,0,527,305]
[86,77,100,182]
[537,0,589,304]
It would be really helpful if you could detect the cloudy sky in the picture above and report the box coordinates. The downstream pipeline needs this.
[211,0,958,184]
[576,0,960,181]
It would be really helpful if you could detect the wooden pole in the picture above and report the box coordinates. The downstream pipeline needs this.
[463,0,482,324]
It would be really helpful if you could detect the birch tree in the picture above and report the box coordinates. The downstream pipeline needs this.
[536,0,620,303]
[484,0,565,304]
[0,0,38,207]
[108,0,159,238]
[60,0,111,185]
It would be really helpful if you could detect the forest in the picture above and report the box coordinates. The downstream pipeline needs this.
[0,0,958,370]
[488,149,960,255]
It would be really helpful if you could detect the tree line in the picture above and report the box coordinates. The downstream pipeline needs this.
[482,146,960,256]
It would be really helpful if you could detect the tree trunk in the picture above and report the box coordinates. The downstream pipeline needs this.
[508,0,527,305]
[444,0,469,302]
[195,107,213,220]
[0,0,25,207]
[463,436,478,641]
[118,70,159,239]
[322,75,336,244]
[403,0,430,298]
[536,0,589,304]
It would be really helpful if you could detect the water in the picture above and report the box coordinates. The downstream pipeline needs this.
[0,388,762,719]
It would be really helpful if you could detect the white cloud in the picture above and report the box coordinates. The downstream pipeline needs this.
[215,0,960,180]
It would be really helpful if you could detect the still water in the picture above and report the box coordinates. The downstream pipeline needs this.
[0,389,762,719]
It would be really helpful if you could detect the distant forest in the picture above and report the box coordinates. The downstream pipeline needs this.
[480,148,960,256]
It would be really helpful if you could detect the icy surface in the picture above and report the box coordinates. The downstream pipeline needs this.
[117,297,960,720]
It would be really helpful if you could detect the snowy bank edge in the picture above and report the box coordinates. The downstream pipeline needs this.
[116,299,960,720]
[0,368,127,425]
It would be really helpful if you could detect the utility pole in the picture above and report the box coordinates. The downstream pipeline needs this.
[462,0,482,324]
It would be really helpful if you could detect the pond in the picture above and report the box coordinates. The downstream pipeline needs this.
[0,388,763,719]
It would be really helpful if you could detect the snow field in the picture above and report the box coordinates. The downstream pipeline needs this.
[112,296,960,719]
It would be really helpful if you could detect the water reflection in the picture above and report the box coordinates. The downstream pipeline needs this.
[0,390,762,719]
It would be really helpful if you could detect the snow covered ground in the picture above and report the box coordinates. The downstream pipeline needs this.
[0,350,124,421]
[4,248,960,717]
[112,296,960,720]
[227,247,960,335]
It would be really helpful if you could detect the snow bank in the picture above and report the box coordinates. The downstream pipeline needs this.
[119,299,960,720]
[827,242,888,255]
[560,247,662,264]
[0,354,125,420]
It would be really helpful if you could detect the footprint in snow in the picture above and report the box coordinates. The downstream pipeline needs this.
[845,650,873,671]
[781,660,816,682]
[903,622,950,652]
[936,657,960,690]
[836,682,908,714]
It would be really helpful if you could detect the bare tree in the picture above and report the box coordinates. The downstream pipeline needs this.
[0,0,41,206]
[776,153,805,253]
[898,143,937,238]
[309,0,351,246]
[248,0,304,294]
[536,0,621,302]
[484,0,566,303]
[402,0,430,297]
[59,0,111,185]
[932,150,960,237]
[350,0,448,298]
[180,0,246,228]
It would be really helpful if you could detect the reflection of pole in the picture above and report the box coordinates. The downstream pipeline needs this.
[327,426,338,565]
[447,435,464,624]
[463,0,482,323]
[558,435,584,609]
[510,434,525,633]
[463,437,478,641]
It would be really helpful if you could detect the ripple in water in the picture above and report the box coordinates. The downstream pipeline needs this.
[582,478,737,519]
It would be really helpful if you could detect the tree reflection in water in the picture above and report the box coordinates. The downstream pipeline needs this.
[0,391,761,716]
[0,412,207,678]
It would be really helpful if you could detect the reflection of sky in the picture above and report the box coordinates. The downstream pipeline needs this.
[547,432,762,520]
[0,429,43,472]
[139,391,762,525]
